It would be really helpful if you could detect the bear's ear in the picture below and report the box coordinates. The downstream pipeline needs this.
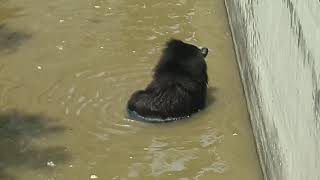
[201,47,209,58]
[166,38,184,48]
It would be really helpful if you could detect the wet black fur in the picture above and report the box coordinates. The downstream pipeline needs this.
[127,39,208,122]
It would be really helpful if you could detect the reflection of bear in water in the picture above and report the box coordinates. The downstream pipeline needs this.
[127,39,209,122]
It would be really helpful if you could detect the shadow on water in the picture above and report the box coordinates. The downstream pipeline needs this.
[0,24,31,54]
[0,110,70,180]
[0,5,29,54]
[207,86,217,107]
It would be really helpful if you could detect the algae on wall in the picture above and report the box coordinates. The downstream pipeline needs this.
[224,0,320,180]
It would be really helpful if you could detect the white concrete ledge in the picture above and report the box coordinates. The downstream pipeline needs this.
[224,0,320,180]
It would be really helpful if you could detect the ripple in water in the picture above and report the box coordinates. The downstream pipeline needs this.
[37,62,153,137]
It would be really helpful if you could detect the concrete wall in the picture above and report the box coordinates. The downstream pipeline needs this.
[224,0,320,180]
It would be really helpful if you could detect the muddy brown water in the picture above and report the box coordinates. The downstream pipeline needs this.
[0,0,262,179]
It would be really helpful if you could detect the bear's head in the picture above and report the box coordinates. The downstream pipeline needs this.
[154,39,208,84]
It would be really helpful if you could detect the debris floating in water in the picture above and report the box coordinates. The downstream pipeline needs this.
[56,45,64,50]
[147,35,157,40]
[47,161,56,167]
[37,66,42,70]
[233,133,238,136]
[187,12,195,16]
[94,6,101,9]
[90,175,98,179]
[59,19,64,23]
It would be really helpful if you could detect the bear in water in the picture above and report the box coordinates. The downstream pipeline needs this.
[127,39,209,122]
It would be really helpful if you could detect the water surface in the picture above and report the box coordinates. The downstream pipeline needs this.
[0,0,262,179]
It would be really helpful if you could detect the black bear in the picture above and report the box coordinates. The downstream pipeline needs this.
[127,39,209,122]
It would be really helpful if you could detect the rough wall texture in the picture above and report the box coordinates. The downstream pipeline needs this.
[224,0,320,180]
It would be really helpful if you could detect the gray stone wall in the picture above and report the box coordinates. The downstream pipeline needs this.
[224,0,320,179]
